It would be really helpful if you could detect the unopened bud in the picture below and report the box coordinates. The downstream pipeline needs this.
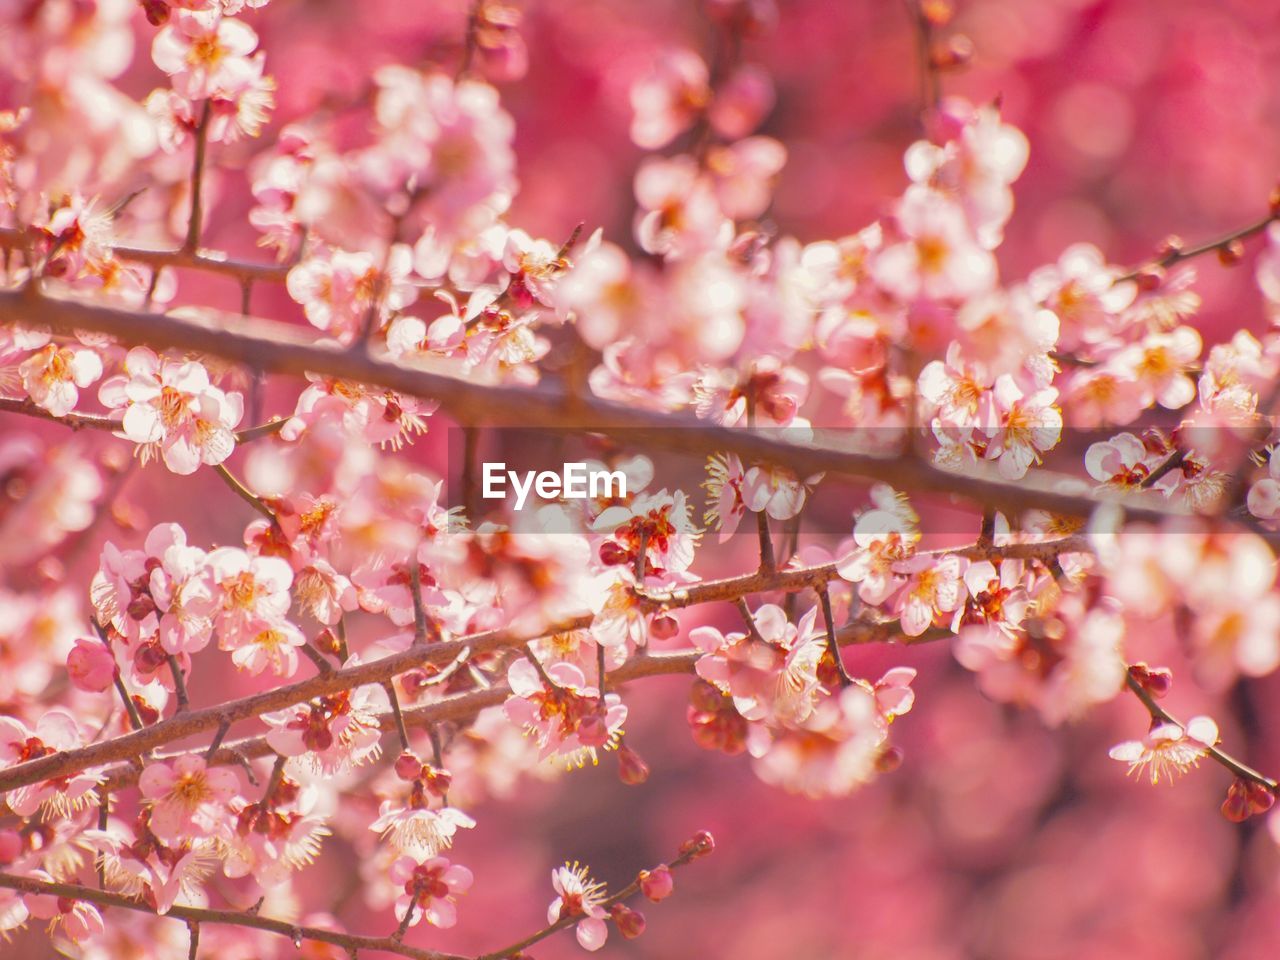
[920,0,954,26]
[141,0,170,25]
[649,615,680,640]
[610,903,647,939]
[689,679,726,713]
[875,745,905,774]
[424,765,453,797]
[679,830,716,859]
[639,864,674,902]
[1133,266,1164,292]
[930,35,973,70]
[133,696,160,726]
[1222,778,1251,822]
[1128,662,1173,699]
[1218,238,1246,266]
[617,742,650,785]
[598,541,629,566]
[313,627,341,657]
[394,752,423,781]
[1156,235,1185,258]
[1246,780,1276,815]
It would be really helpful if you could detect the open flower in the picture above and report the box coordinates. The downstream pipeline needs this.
[152,9,260,100]
[1109,716,1219,784]
[980,374,1062,480]
[19,343,102,417]
[98,348,243,475]
[548,861,610,952]
[139,755,239,842]
[0,711,102,817]
[371,803,476,863]
[390,856,473,929]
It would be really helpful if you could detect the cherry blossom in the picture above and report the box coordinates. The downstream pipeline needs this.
[18,343,103,417]
[98,347,243,475]
[1110,716,1220,785]
[389,855,473,929]
[548,861,610,952]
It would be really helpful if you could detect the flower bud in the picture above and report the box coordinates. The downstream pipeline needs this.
[920,0,954,25]
[1133,266,1164,292]
[1222,778,1251,822]
[610,903,647,939]
[313,627,341,657]
[67,638,116,693]
[1218,238,1246,266]
[599,541,630,566]
[424,765,453,797]
[1246,780,1276,815]
[1128,662,1173,699]
[875,745,905,774]
[141,0,170,25]
[639,864,674,902]
[134,696,160,726]
[679,830,716,859]
[394,752,423,781]
[929,35,973,70]
[617,742,650,785]
[649,614,680,640]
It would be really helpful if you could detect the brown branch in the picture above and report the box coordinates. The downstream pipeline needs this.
[0,532,1086,797]
[185,100,214,253]
[0,395,289,446]
[1117,211,1280,282]
[0,872,463,960]
[1124,671,1278,793]
[903,0,942,114]
[99,651,698,792]
[0,288,1227,533]
[212,463,276,522]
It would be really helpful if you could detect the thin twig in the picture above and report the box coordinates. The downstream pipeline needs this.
[816,585,854,687]
[167,655,190,713]
[185,100,213,252]
[212,463,276,522]
[383,681,412,751]
[0,872,461,960]
[1124,671,1278,793]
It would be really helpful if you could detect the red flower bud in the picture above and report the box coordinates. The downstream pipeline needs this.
[616,742,650,786]
[649,614,680,640]
[639,864,674,902]
[679,830,715,859]
[394,752,423,781]
[1222,778,1251,822]
[1218,238,1246,266]
[610,903,647,939]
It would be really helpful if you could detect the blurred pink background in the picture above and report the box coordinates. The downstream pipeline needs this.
[11,1,1280,957]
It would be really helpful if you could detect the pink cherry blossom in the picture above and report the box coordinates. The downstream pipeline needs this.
[139,755,239,842]
[548,861,610,952]
[390,855,473,928]
[151,10,260,100]
[1110,715,1219,785]
[98,347,243,475]
[18,343,102,416]
[980,374,1062,480]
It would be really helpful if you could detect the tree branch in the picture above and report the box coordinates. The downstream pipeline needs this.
[0,289,1227,533]
[0,871,464,960]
